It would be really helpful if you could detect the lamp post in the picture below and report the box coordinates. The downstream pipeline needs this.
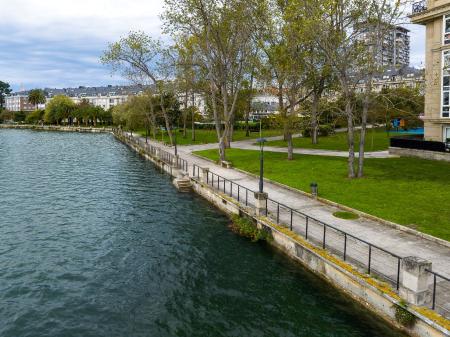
[257,137,267,193]
[173,126,178,156]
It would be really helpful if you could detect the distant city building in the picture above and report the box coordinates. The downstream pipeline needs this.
[356,66,425,94]
[250,94,281,120]
[410,0,450,142]
[5,85,146,112]
[5,95,36,112]
[358,23,411,67]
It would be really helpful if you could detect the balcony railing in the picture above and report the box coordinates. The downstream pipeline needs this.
[412,0,427,14]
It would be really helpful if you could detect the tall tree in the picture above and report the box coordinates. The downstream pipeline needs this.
[163,0,264,161]
[28,89,46,109]
[0,81,12,108]
[101,32,177,145]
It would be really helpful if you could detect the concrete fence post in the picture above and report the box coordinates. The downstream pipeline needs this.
[155,148,161,159]
[172,155,179,168]
[200,167,209,184]
[400,256,432,306]
[254,192,268,217]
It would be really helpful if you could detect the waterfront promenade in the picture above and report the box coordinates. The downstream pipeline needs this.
[124,131,450,317]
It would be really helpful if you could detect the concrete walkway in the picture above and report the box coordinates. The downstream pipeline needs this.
[180,133,394,159]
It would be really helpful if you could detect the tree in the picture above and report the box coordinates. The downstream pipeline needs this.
[44,95,76,125]
[101,31,177,145]
[28,89,46,109]
[257,0,312,160]
[163,0,264,161]
[0,81,12,108]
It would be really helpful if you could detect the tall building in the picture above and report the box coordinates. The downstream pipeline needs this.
[410,0,450,142]
[359,24,411,67]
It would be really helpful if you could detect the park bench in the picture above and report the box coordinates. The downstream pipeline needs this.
[220,160,233,169]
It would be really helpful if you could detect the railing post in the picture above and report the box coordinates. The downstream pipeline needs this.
[277,204,280,224]
[432,274,437,310]
[399,257,432,306]
[323,225,326,249]
[200,167,209,184]
[343,233,347,261]
[254,192,268,217]
[397,258,401,290]
[290,209,293,231]
[245,189,248,206]
[368,245,372,274]
[305,216,309,240]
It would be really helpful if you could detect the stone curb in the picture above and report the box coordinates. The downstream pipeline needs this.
[190,152,450,249]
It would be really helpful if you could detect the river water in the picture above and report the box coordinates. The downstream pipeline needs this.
[0,130,405,337]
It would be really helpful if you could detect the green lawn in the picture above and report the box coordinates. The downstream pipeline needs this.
[194,148,450,241]
[137,129,283,146]
[266,128,409,152]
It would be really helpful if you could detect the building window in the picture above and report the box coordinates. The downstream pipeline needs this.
[443,51,450,117]
[444,15,450,45]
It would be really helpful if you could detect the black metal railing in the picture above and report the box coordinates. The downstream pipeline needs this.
[265,197,402,289]
[192,164,253,207]
[412,0,427,14]
[426,269,450,318]
[192,164,402,289]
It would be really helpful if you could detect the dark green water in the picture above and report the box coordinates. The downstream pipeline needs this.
[0,130,406,337]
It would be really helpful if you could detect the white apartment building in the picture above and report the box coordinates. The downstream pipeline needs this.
[5,85,145,112]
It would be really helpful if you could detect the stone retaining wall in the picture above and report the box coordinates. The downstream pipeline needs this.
[389,147,450,162]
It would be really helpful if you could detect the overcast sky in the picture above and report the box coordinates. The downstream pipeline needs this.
[0,0,425,92]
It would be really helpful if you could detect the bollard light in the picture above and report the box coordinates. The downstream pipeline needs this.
[310,182,318,198]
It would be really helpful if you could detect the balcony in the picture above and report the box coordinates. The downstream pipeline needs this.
[412,0,427,14]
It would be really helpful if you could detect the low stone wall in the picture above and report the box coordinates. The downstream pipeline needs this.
[116,132,450,337]
[389,147,450,163]
[0,124,112,133]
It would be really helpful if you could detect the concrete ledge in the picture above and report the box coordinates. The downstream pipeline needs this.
[389,147,450,163]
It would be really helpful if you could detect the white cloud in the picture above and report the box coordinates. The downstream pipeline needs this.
[0,0,165,90]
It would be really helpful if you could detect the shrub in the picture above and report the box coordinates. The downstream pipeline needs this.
[393,300,416,328]
[229,215,272,242]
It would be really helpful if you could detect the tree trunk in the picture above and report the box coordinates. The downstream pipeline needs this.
[287,132,293,160]
[346,99,356,178]
[159,95,174,145]
[358,87,370,178]
[191,93,196,141]
[183,92,188,137]
[311,92,319,144]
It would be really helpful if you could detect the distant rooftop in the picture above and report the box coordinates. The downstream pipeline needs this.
[9,84,151,98]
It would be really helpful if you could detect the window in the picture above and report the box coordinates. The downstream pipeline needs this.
[444,15,450,45]
[442,51,450,117]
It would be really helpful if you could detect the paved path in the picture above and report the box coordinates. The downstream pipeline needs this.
[180,133,394,159]
[123,132,450,315]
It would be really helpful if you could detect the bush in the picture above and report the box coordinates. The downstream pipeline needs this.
[229,215,272,242]
[393,300,416,328]
[302,124,334,137]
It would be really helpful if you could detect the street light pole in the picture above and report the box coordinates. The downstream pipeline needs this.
[257,137,266,193]
[174,127,178,157]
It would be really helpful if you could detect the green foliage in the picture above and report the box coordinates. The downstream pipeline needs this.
[394,300,417,328]
[0,81,12,107]
[44,95,76,124]
[333,211,359,220]
[28,89,46,107]
[0,109,14,122]
[25,109,45,124]
[302,124,334,138]
[229,215,271,242]
[195,149,450,241]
